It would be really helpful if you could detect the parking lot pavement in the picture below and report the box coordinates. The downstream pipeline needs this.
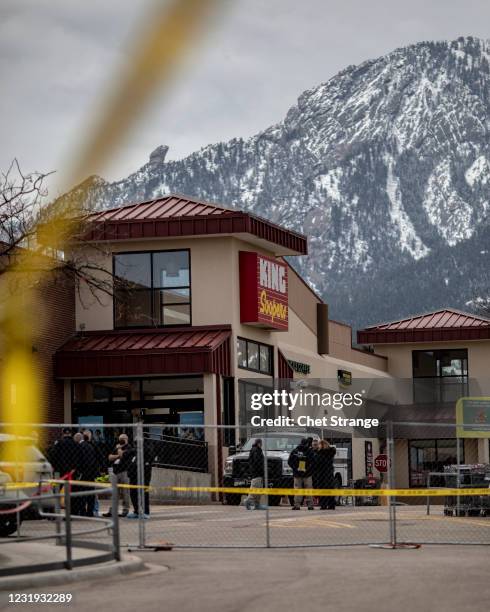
[3,546,490,612]
[15,503,490,548]
[140,503,490,547]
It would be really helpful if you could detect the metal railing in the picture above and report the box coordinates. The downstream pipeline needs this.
[0,479,120,577]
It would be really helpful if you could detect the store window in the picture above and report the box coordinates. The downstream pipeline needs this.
[73,380,139,404]
[412,349,468,403]
[114,250,191,328]
[142,377,203,398]
[237,338,273,375]
[409,439,464,487]
[238,380,275,443]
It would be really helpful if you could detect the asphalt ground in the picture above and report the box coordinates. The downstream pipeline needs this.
[2,545,490,612]
[12,501,490,548]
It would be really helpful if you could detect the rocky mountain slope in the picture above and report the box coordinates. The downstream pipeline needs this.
[76,36,490,330]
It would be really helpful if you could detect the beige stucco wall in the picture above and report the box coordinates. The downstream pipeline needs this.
[329,320,388,371]
[75,237,238,331]
[394,440,410,488]
[373,340,490,396]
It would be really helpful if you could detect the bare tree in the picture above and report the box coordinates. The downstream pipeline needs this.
[0,158,51,255]
[0,159,114,305]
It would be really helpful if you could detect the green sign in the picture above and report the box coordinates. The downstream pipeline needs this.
[287,360,311,375]
[456,397,490,438]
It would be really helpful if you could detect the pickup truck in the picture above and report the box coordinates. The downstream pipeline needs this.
[223,432,348,505]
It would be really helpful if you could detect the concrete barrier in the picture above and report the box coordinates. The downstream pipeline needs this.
[150,467,212,503]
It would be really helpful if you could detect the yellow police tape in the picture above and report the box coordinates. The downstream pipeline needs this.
[5,480,490,497]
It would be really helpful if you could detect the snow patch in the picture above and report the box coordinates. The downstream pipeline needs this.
[385,160,429,259]
[315,168,344,202]
[424,159,474,245]
[465,156,490,187]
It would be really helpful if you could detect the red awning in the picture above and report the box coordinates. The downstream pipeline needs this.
[55,325,231,378]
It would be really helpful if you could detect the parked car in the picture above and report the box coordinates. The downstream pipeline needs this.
[223,432,348,505]
[0,433,54,536]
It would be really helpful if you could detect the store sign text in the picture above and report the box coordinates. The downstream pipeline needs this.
[239,251,288,331]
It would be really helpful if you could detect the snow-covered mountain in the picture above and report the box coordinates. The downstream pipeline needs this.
[75,37,490,330]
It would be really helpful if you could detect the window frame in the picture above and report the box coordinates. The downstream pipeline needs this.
[112,248,192,329]
[408,438,464,488]
[236,337,274,376]
[412,349,469,379]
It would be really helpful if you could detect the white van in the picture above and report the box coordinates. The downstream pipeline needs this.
[0,433,53,536]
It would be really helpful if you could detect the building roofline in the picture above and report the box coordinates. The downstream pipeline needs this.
[79,194,308,256]
[362,307,490,330]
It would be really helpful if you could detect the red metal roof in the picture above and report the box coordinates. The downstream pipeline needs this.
[55,325,231,378]
[357,309,490,345]
[86,195,235,223]
[79,194,307,256]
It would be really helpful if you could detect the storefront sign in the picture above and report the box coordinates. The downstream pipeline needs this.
[239,251,288,331]
[365,440,374,480]
[338,369,352,387]
[287,360,311,375]
[456,397,490,438]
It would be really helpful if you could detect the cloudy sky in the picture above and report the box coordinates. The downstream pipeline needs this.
[1,0,489,194]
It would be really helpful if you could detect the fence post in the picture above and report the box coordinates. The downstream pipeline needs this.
[263,426,270,548]
[456,428,461,517]
[14,442,21,538]
[387,421,397,546]
[136,420,146,549]
[54,483,62,546]
[64,484,73,570]
[111,476,121,561]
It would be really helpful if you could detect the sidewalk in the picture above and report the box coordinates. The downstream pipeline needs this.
[0,542,144,591]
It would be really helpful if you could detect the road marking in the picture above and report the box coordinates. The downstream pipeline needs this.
[268,517,356,529]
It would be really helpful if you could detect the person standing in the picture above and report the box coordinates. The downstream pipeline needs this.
[126,437,155,519]
[74,432,100,517]
[83,429,107,516]
[288,438,315,510]
[48,428,80,479]
[103,434,131,518]
[244,438,266,510]
[315,440,337,510]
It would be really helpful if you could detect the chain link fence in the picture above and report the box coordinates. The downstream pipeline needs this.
[1,421,490,549]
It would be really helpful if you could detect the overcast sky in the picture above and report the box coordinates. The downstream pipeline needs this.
[1,0,490,194]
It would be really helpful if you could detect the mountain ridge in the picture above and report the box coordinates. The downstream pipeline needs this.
[69,36,490,330]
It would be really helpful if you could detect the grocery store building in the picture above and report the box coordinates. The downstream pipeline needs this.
[53,195,388,480]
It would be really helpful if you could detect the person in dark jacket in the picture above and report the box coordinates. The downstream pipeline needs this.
[288,438,315,510]
[74,433,100,517]
[315,440,337,510]
[48,428,80,478]
[126,438,155,518]
[244,439,266,510]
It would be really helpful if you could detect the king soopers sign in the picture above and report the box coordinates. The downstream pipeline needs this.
[239,251,288,331]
